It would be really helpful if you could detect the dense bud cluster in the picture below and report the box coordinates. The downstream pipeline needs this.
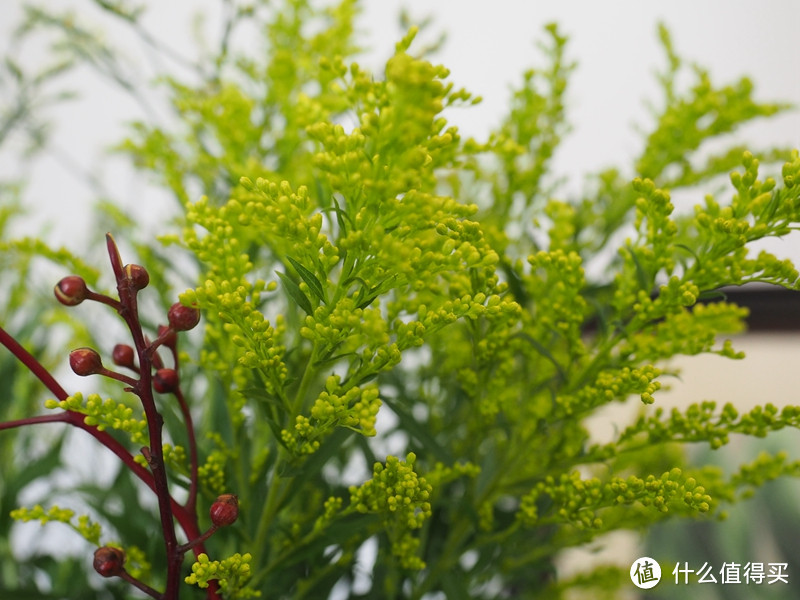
[349,454,432,569]
[185,552,256,596]
[45,392,148,444]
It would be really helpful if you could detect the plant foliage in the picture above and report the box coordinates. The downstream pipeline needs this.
[1,1,799,598]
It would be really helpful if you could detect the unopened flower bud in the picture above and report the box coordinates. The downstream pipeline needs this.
[93,546,125,577]
[54,276,88,306]
[123,264,150,290]
[153,368,179,393]
[167,302,201,331]
[210,494,239,527]
[157,324,177,349]
[112,344,136,368]
[69,348,103,376]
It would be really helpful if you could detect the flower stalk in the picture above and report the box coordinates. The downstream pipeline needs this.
[0,235,224,599]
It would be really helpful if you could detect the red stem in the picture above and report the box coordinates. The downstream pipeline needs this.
[174,387,200,516]
[0,328,204,539]
[121,568,163,599]
[108,234,182,597]
[0,325,68,401]
[1,234,222,599]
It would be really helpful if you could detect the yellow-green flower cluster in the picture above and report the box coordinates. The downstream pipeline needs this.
[526,249,588,354]
[312,495,344,534]
[311,380,381,435]
[607,402,800,453]
[300,299,388,356]
[45,393,147,445]
[682,152,800,291]
[420,290,521,422]
[117,544,151,580]
[182,272,285,394]
[424,461,481,490]
[185,552,260,598]
[732,451,800,497]
[197,433,233,496]
[162,443,189,476]
[518,468,712,530]
[613,179,677,319]
[618,300,747,362]
[478,24,571,227]
[349,453,432,569]
[307,29,475,203]
[10,505,102,545]
[558,364,662,415]
[133,442,189,472]
[636,25,788,183]
[782,149,800,189]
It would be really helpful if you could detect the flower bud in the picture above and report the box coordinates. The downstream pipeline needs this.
[93,546,125,577]
[69,348,103,376]
[54,276,88,306]
[112,344,136,369]
[157,324,177,349]
[168,302,201,331]
[153,368,179,393]
[210,494,239,527]
[123,264,150,291]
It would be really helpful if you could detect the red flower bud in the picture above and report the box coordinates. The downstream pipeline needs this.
[93,546,125,577]
[210,494,239,527]
[168,302,200,332]
[69,348,103,376]
[54,276,88,306]
[153,368,179,393]
[123,264,150,291]
[112,344,136,369]
[157,324,178,350]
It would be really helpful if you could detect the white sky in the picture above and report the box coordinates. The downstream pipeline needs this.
[2,1,799,254]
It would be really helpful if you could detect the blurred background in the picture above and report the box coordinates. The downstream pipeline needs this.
[2,1,800,598]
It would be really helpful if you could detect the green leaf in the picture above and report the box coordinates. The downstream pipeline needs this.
[277,270,314,315]
[514,332,567,382]
[382,395,453,464]
[626,245,651,292]
[286,255,326,304]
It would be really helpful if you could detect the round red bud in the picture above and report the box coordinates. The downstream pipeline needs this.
[93,546,125,577]
[153,368,179,393]
[123,264,150,290]
[112,344,136,369]
[167,302,200,332]
[54,276,88,306]
[69,348,103,376]
[210,494,239,527]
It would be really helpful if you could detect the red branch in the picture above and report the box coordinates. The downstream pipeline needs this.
[0,234,223,599]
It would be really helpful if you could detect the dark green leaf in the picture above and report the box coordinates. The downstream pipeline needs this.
[286,255,326,304]
[277,270,314,315]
